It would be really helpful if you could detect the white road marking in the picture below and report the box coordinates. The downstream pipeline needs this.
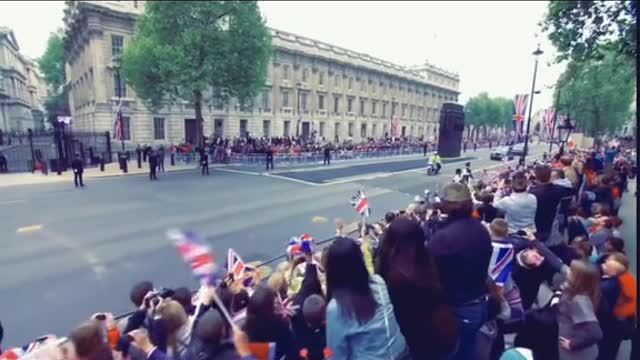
[263,173,320,186]
[16,224,44,233]
[218,150,545,187]
[38,228,109,279]
[216,168,263,176]
[0,199,26,205]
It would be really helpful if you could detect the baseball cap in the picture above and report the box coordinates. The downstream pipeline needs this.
[442,182,472,202]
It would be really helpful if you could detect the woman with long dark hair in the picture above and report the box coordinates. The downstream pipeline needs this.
[556,260,603,360]
[376,217,459,359]
[243,286,297,360]
[325,236,409,359]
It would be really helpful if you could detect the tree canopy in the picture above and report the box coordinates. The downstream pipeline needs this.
[37,29,69,124]
[121,0,272,144]
[464,93,514,139]
[554,51,635,136]
[541,1,637,63]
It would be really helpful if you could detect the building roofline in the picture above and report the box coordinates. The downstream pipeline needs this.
[269,27,459,81]
[0,26,20,52]
[63,2,459,93]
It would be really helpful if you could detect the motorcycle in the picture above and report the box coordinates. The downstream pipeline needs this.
[426,161,441,176]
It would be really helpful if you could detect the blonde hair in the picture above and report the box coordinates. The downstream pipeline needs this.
[607,252,629,271]
[157,300,188,354]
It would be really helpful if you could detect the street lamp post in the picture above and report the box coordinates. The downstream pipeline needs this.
[556,115,575,155]
[522,43,543,165]
[548,86,561,153]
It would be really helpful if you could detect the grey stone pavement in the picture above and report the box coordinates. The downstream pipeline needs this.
[0,142,634,360]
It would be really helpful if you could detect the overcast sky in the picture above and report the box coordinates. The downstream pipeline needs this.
[1,0,565,112]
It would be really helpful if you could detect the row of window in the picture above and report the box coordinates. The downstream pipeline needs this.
[278,63,457,98]
[120,117,436,142]
[257,90,443,120]
[115,116,165,141]
[110,32,456,100]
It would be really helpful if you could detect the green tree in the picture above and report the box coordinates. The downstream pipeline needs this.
[121,1,272,145]
[541,0,637,62]
[464,93,513,140]
[37,29,69,124]
[555,51,635,139]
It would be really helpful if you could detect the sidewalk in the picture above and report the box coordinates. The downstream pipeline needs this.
[0,161,197,188]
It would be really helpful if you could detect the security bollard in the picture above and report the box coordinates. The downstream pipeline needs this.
[119,152,128,173]
[170,153,175,166]
[100,156,105,172]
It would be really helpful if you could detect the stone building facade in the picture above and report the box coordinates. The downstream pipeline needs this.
[0,27,47,132]
[64,0,460,146]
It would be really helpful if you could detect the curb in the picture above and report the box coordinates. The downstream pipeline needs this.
[85,166,197,179]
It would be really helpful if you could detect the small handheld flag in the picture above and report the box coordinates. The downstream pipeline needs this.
[287,234,314,259]
[168,229,218,286]
[488,242,515,287]
[228,248,246,279]
[350,189,371,217]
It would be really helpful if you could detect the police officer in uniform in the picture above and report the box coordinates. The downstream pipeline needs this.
[71,153,84,188]
[265,146,274,170]
[462,161,473,185]
[148,148,158,181]
[200,148,209,176]
[323,144,332,165]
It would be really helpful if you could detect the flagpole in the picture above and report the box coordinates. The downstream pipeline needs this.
[116,66,125,152]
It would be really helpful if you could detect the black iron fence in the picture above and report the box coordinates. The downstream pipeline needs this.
[0,129,112,173]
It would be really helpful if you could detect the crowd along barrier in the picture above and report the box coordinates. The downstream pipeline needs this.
[17,227,363,360]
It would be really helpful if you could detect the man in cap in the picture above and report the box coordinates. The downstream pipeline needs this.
[428,182,492,360]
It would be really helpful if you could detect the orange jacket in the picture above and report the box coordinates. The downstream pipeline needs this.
[614,271,637,320]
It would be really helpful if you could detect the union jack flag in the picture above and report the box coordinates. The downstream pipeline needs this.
[0,335,57,360]
[544,108,555,132]
[168,229,218,286]
[274,292,300,319]
[113,99,125,141]
[350,189,370,217]
[227,248,246,279]
[512,94,529,138]
[286,234,314,259]
[488,242,515,287]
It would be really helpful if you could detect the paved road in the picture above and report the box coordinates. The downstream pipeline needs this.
[0,143,561,346]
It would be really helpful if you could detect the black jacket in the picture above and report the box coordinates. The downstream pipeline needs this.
[183,339,243,360]
[529,183,573,241]
[291,263,325,360]
[71,159,84,173]
[429,216,492,306]
[476,203,498,223]
[244,316,297,360]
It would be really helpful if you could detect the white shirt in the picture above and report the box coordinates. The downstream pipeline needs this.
[494,191,538,233]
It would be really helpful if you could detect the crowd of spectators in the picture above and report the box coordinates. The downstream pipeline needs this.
[156,135,437,166]
[0,143,637,360]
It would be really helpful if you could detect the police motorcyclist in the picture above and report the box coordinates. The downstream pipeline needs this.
[429,152,442,172]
